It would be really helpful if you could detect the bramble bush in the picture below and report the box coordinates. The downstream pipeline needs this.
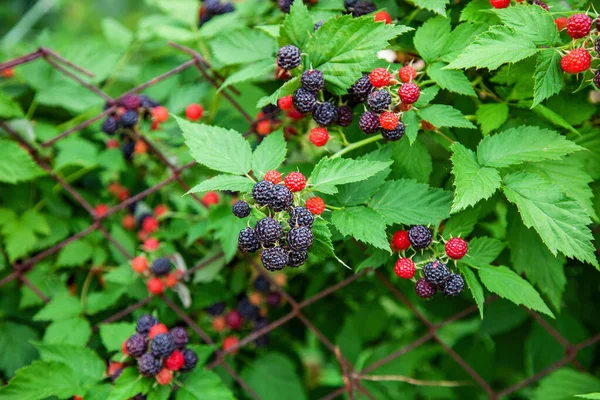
[0,0,600,399]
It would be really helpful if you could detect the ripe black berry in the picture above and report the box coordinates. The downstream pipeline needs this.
[350,74,372,103]
[138,353,162,377]
[238,227,261,252]
[301,70,325,92]
[346,1,376,16]
[415,278,437,299]
[102,117,119,135]
[594,70,600,90]
[278,0,293,12]
[313,102,338,126]
[367,89,391,113]
[337,106,353,127]
[206,302,226,316]
[253,317,270,347]
[261,246,288,271]
[287,227,314,251]
[255,217,284,245]
[136,314,158,335]
[232,200,251,218]
[595,37,600,56]
[151,333,175,358]
[423,260,451,286]
[288,206,314,228]
[254,275,271,293]
[120,110,139,128]
[151,258,171,276]
[381,122,405,142]
[180,348,198,372]
[139,95,160,109]
[269,185,294,212]
[292,88,318,114]
[359,111,380,134]
[170,326,189,349]
[288,250,308,267]
[126,333,147,357]
[121,141,135,160]
[252,180,274,206]
[120,94,141,110]
[442,274,465,296]
[408,225,432,249]
[238,297,260,321]
[277,45,301,70]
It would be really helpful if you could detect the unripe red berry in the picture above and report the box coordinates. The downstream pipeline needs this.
[147,278,164,295]
[225,310,243,330]
[278,96,294,110]
[554,17,567,31]
[142,216,159,233]
[152,106,169,123]
[379,112,399,130]
[489,0,510,8]
[394,258,416,279]
[566,13,592,39]
[399,83,420,104]
[369,68,392,88]
[185,104,204,121]
[149,323,169,339]
[560,48,591,74]
[156,368,173,385]
[122,214,135,230]
[212,316,226,332]
[132,256,148,273]
[391,230,410,251]
[306,197,325,215]
[223,336,239,354]
[164,349,185,371]
[284,172,306,192]
[264,170,282,184]
[309,127,329,147]
[374,11,392,24]
[399,65,417,83]
[154,204,168,218]
[143,238,160,252]
[445,237,469,260]
[202,191,220,207]
[94,204,109,217]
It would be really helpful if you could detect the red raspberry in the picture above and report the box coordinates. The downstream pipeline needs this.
[143,238,160,252]
[309,127,329,147]
[147,277,164,295]
[489,0,510,8]
[164,349,185,371]
[122,214,135,230]
[73,396,83,400]
[399,65,417,83]
[185,104,204,121]
[225,310,243,330]
[212,316,226,332]
[1,68,15,78]
[152,106,169,123]
[164,273,179,288]
[202,191,220,206]
[142,216,159,233]
[117,189,130,201]
[256,119,272,136]
[394,258,416,279]
[156,368,173,385]
[306,197,325,215]
[131,256,148,273]
[391,230,410,251]
[149,323,169,339]
[264,170,282,184]
[379,112,399,130]
[369,68,392,88]
[106,139,119,149]
[374,11,392,24]
[278,96,294,110]
[154,204,168,218]
[121,340,128,355]
[560,48,591,74]
[284,172,306,192]
[445,237,469,260]
[399,83,420,104]
[566,14,592,39]
[94,204,109,217]
[554,17,567,31]
[287,107,304,120]
[108,362,123,377]
[223,336,239,354]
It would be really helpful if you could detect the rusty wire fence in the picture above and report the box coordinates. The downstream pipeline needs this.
[0,45,599,400]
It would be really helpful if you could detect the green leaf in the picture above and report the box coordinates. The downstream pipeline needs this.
[443,206,480,238]
[210,28,277,66]
[55,239,94,268]
[427,62,476,96]
[0,322,39,377]
[534,369,600,400]
[577,395,600,399]
[403,109,420,144]
[187,175,255,195]
[450,143,501,212]
[441,22,488,63]
[413,16,452,63]
[502,172,597,267]
[331,207,390,251]
[36,343,104,387]
[148,386,171,400]
[241,353,307,400]
[460,0,500,25]
[44,318,91,346]
[311,219,335,259]
[446,26,537,70]
[478,265,553,317]
[177,117,252,175]
[251,129,287,179]
[465,237,505,266]
[390,138,433,183]
[176,369,236,400]
[531,103,579,135]
[310,157,392,194]
[108,368,153,400]
[475,103,509,135]
[279,0,313,49]
[0,91,24,118]
[413,0,450,16]
[492,5,558,45]
[413,85,440,108]
[257,76,300,108]
[0,139,45,184]
[218,59,274,92]
[477,126,581,168]
[99,322,136,352]
[532,50,563,108]
[369,180,451,226]
[457,265,485,318]
[0,361,79,400]
[417,105,476,129]
[34,292,81,321]
[306,15,412,94]
[101,18,133,49]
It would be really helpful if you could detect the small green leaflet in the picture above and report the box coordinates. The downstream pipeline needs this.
[56,239,94,267]
[311,219,336,260]
[440,22,488,63]
[176,368,236,400]
[533,51,563,109]
[391,138,433,183]
[44,318,91,346]
[176,116,252,175]
[492,5,558,46]
[331,207,390,251]
[413,16,451,63]
[460,0,501,25]
[369,179,451,226]
[417,105,475,129]
[475,103,508,135]
[457,265,485,318]
[257,76,300,108]
[502,172,598,267]
[531,103,579,135]
[427,62,476,97]
[99,322,136,352]
[36,343,105,388]
[310,157,392,194]
[187,175,255,195]
[412,0,450,16]
[413,85,439,108]
[33,292,81,321]
[0,360,80,400]
[241,353,307,400]
[209,28,277,66]
[450,143,501,213]
[108,368,153,400]
[463,237,505,267]
[403,109,420,144]
[0,322,39,376]
[279,0,313,49]
[478,265,553,317]
[443,206,480,238]
[251,129,287,179]
[477,126,581,168]
[0,139,45,184]
[446,26,537,71]
[218,59,274,92]
[534,369,600,400]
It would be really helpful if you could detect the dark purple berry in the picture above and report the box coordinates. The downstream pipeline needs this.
[359,111,380,134]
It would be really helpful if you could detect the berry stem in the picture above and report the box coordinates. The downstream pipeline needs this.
[326,204,343,211]
[245,173,257,182]
[331,134,383,159]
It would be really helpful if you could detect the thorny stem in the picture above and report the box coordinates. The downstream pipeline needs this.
[331,134,383,158]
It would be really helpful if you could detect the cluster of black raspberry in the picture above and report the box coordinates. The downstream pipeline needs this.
[199,0,234,25]
[416,260,465,299]
[122,315,198,385]
[344,0,376,17]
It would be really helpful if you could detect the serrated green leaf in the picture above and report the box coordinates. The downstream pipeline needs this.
[177,368,236,400]
[279,0,313,49]
[492,5,558,46]
[0,361,79,400]
[311,219,335,259]
[44,318,91,346]
[443,206,480,238]
[460,0,500,24]
[251,129,287,179]
[531,103,579,135]
[210,28,277,66]
[56,239,94,268]
[477,126,581,168]
[532,50,563,108]
[478,265,553,317]
[534,369,600,400]
[413,85,439,108]
[417,104,476,129]
[391,138,433,183]
[240,353,307,400]
[0,322,39,377]
[475,103,509,135]
[187,175,255,195]
[108,368,153,400]
[34,292,81,321]
[257,76,300,108]
[450,143,501,212]
[412,0,450,16]
[446,26,537,71]
[440,22,488,63]
[369,180,451,226]
[465,236,505,267]
[413,16,451,63]
[427,62,476,96]
[218,59,274,92]
[457,265,485,318]
[177,116,252,175]
[36,343,104,387]
[403,109,420,144]
[54,137,99,170]
[99,322,136,352]
[0,139,45,184]
[331,207,390,251]
[502,172,598,267]
[310,157,392,194]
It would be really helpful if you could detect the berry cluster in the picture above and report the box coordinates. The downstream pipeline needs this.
[557,14,600,85]
[391,226,468,299]
[131,255,183,295]
[199,0,234,25]
[121,315,198,385]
